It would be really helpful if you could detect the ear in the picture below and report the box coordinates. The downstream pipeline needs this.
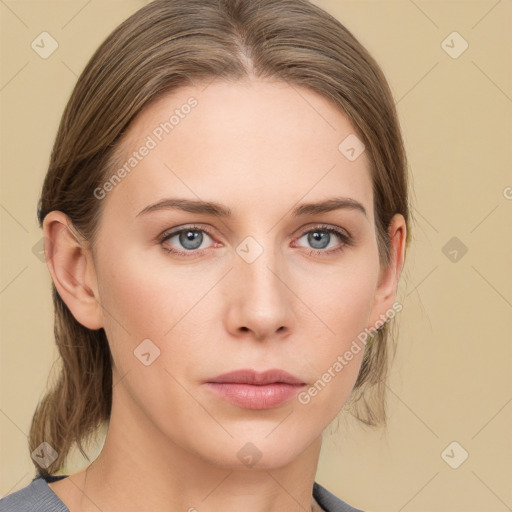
[368,213,407,329]
[42,211,104,330]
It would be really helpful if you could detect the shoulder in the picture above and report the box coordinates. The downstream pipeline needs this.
[0,475,70,512]
[313,481,365,512]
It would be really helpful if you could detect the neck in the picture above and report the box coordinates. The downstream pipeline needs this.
[63,379,324,512]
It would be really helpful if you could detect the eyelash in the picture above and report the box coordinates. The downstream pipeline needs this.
[158,224,353,259]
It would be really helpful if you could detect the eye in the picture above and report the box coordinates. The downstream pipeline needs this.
[159,225,216,258]
[294,225,352,255]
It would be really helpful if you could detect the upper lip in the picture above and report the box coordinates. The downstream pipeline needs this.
[206,369,305,386]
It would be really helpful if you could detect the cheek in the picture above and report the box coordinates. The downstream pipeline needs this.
[94,251,201,412]
[328,271,377,338]
[302,256,379,346]
[293,259,379,415]
[95,247,214,367]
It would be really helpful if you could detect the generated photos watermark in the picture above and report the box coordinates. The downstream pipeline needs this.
[94,96,198,200]
[297,300,402,405]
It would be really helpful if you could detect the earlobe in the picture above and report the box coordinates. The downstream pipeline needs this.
[42,211,104,330]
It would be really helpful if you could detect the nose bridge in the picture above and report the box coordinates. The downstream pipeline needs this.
[227,232,293,338]
[239,232,286,303]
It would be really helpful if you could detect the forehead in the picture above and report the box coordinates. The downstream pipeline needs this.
[104,78,374,223]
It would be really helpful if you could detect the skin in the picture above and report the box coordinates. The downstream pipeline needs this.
[43,78,406,512]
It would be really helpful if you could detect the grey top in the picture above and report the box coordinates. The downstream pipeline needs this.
[1,475,364,512]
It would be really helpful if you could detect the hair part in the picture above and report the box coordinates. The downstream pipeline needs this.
[31,0,411,476]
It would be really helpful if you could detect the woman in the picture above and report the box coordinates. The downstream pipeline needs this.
[1,0,410,510]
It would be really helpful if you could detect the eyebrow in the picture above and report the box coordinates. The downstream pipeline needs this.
[136,197,367,219]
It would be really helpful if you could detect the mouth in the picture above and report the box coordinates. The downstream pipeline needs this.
[204,369,306,410]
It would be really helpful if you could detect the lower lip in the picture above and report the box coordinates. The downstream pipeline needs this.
[205,382,305,409]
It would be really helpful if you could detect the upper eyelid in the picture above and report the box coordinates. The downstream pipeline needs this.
[159,224,214,241]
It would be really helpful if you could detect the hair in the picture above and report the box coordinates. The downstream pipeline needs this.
[31,0,411,477]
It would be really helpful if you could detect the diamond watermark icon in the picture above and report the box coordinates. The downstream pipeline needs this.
[31,31,59,59]
[338,134,365,162]
[31,442,58,469]
[134,338,161,366]
[441,31,468,59]
[237,442,262,468]
[31,236,57,263]
[236,236,264,264]
[442,236,468,263]
[441,441,469,469]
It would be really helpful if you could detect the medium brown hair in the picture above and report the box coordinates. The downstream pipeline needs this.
[31,0,411,477]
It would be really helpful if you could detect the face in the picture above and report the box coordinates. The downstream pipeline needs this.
[72,78,399,469]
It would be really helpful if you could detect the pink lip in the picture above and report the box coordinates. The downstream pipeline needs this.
[204,369,306,410]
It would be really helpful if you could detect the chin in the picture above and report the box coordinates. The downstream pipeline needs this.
[197,434,313,472]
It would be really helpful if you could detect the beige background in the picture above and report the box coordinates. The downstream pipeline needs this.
[1,1,511,510]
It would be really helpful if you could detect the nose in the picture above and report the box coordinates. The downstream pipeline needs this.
[224,243,294,342]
